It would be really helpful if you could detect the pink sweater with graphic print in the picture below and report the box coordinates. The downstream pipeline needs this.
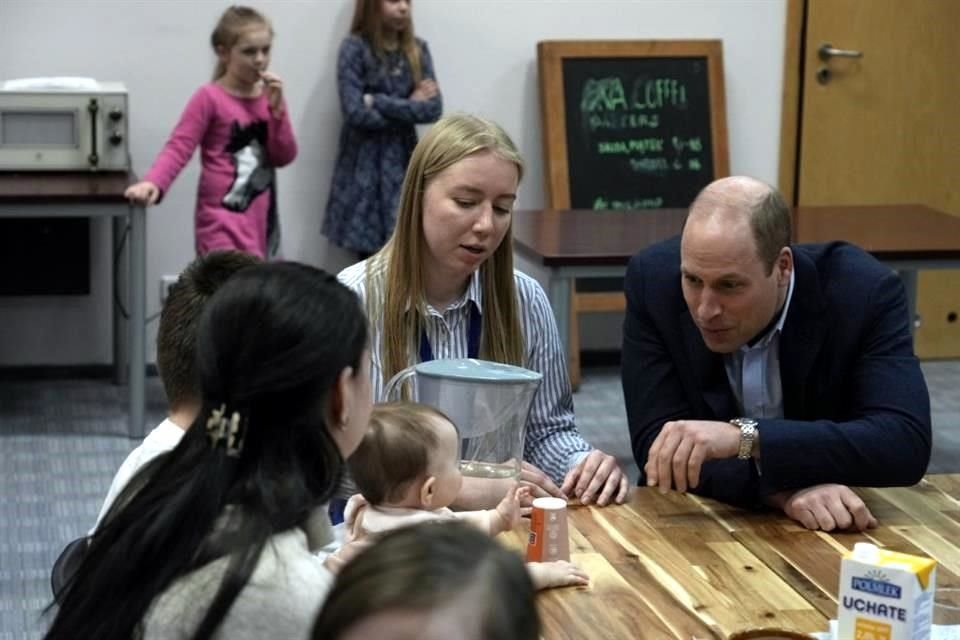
[144,82,297,258]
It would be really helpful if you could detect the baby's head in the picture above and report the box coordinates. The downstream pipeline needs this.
[350,402,463,510]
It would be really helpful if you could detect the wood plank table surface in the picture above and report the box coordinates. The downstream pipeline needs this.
[498,474,960,639]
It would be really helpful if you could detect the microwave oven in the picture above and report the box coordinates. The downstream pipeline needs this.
[0,81,129,171]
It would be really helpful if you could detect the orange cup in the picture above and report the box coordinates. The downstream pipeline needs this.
[526,497,570,562]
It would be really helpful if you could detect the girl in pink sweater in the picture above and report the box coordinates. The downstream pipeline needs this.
[125,6,297,258]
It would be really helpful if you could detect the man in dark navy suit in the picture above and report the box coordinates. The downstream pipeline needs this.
[622,176,931,531]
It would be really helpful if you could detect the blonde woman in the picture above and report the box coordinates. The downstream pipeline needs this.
[337,113,628,515]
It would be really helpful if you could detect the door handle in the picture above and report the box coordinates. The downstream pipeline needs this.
[818,43,863,61]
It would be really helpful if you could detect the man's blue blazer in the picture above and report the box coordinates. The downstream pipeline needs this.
[622,236,932,506]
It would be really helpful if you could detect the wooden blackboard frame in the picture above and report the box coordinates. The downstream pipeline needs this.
[537,40,730,208]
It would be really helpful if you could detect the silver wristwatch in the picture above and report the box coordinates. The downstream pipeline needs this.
[731,418,759,459]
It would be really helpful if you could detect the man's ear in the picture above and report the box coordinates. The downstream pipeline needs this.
[419,476,436,509]
[777,247,794,286]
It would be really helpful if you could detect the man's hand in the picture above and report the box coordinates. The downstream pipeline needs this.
[644,420,741,493]
[771,484,878,531]
[561,450,629,506]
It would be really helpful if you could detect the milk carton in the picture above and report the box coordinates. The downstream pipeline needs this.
[838,542,937,640]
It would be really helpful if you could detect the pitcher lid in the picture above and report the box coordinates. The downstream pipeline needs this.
[416,358,543,383]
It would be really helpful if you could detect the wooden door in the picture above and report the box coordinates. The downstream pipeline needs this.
[787,0,960,357]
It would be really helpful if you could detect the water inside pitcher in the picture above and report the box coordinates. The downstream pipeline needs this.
[383,359,543,480]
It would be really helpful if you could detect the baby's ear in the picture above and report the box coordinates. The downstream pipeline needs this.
[419,476,436,509]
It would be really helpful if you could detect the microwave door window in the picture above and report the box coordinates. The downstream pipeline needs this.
[1,111,78,147]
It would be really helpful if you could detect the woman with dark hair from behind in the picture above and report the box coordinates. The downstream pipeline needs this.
[312,521,539,640]
[44,262,372,639]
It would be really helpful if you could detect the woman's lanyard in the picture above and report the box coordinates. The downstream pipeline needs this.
[419,303,482,362]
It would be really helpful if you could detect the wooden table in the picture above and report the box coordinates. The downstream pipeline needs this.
[499,475,960,639]
[0,171,147,437]
[513,204,960,358]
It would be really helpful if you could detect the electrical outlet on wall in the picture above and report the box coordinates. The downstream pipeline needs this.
[159,275,178,306]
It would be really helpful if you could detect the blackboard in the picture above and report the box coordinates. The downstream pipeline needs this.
[538,40,729,210]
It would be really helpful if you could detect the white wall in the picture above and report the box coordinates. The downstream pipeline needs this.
[0,0,785,365]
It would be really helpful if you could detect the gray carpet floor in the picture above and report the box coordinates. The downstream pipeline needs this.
[2,362,958,638]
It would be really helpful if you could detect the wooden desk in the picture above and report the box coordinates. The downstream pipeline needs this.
[513,205,960,358]
[0,171,147,438]
[499,475,960,639]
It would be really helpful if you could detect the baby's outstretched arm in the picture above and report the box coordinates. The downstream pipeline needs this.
[454,485,528,536]
[489,485,529,536]
[526,560,590,590]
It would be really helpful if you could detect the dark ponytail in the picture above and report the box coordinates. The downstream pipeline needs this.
[46,263,367,640]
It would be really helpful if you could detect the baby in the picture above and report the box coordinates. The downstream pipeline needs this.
[345,401,589,590]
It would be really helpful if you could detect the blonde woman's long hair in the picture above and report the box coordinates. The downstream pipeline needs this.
[365,114,525,387]
[350,0,423,82]
[210,5,273,81]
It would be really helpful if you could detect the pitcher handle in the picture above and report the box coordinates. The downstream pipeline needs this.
[383,366,417,401]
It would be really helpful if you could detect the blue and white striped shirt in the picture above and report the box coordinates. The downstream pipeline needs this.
[338,260,592,485]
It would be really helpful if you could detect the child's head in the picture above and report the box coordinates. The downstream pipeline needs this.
[350,0,423,82]
[350,401,462,510]
[157,250,260,414]
[312,521,539,640]
[210,5,273,82]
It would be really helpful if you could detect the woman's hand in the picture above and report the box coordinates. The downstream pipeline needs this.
[322,538,372,575]
[561,450,629,506]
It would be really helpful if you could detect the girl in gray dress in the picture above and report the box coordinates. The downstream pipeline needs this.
[323,0,443,258]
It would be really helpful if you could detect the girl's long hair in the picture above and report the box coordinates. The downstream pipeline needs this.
[365,113,525,388]
[45,263,368,640]
[350,0,423,82]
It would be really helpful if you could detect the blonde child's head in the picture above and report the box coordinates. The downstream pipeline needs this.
[350,401,463,510]
[210,5,273,81]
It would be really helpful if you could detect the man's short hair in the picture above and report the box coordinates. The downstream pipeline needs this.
[349,402,454,505]
[687,178,793,274]
[749,187,792,274]
[156,251,260,409]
